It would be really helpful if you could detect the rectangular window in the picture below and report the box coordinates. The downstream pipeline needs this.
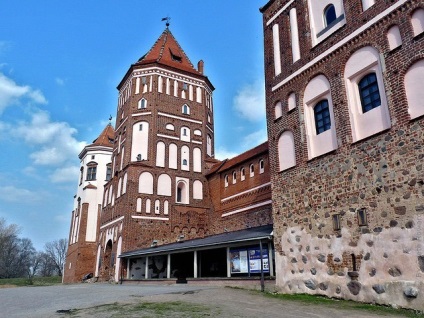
[106,166,112,181]
[139,124,143,131]
[86,166,97,181]
[357,209,368,226]
[332,214,341,231]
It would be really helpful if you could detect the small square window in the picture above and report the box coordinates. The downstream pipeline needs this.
[332,214,341,231]
[91,155,95,160]
[357,209,368,226]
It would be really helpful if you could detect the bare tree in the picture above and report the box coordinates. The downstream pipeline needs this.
[44,239,68,276]
[37,252,56,277]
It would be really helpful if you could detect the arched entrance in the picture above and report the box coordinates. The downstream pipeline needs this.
[102,240,114,281]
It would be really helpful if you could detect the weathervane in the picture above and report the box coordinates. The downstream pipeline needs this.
[161,16,171,28]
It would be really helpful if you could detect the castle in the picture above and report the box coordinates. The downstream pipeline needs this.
[65,0,424,311]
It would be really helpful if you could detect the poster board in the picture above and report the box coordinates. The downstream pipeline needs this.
[230,247,269,274]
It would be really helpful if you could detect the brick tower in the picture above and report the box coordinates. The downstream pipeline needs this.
[96,27,216,281]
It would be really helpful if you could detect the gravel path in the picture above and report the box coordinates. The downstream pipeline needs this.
[0,283,408,318]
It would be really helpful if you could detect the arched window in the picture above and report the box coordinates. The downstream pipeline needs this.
[411,8,424,36]
[139,172,153,194]
[259,159,265,174]
[136,198,142,213]
[358,73,381,113]
[193,180,203,200]
[250,164,255,177]
[344,46,390,142]
[164,200,169,215]
[176,181,188,204]
[169,143,178,169]
[145,199,151,213]
[117,177,122,198]
[232,171,237,184]
[314,100,331,134]
[405,59,424,119]
[224,175,229,187]
[275,101,282,119]
[387,25,402,50]
[157,174,172,196]
[278,131,296,171]
[180,127,190,142]
[86,162,97,181]
[181,145,190,171]
[324,4,337,26]
[182,104,190,115]
[207,134,212,156]
[155,200,160,214]
[241,167,246,181]
[156,141,166,167]
[138,98,147,109]
[183,159,188,166]
[303,75,338,159]
[193,148,202,172]
[166,123,174,131]
[122,173,127,194]
[288,93,296,111]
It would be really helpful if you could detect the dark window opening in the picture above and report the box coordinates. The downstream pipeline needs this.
[324,4,337,26]
[332,214,341,231]
[359,73,381,113]
[314,99,331,134]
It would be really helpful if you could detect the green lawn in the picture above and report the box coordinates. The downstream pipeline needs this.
[264,292,424,318]
[0,276,62,287]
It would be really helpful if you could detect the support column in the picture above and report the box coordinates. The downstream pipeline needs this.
[226,247,231,278]
[167,254,171,279]
[193,251,198,278]
[145,256,149,279]
[268,242,274,277]
[127,258,130,279]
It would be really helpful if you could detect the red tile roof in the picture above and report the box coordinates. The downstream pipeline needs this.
[135,28,200,76]
[207,141,269,175]
[91,124,115,148]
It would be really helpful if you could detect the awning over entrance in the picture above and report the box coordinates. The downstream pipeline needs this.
[119,225,273,258]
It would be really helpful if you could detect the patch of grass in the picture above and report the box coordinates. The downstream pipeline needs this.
[73,301,217,318]
[264,292,424,318]
[0,276,62,287]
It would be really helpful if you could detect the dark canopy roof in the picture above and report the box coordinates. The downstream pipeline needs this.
[119,225,273,258]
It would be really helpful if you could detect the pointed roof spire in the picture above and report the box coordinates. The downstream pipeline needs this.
[91,124,115,147]
[136,28,200,75]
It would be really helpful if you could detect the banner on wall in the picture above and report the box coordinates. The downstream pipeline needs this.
[230,247,269,274]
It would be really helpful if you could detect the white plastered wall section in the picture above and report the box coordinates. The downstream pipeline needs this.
[307,0,346,46]
[131,121,149,161]
[405,59,424,119]
[344,46,391,142]
[73,148,112,243]
[303,75,338,159]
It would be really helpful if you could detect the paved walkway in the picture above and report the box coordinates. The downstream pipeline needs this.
[0,283,408,317]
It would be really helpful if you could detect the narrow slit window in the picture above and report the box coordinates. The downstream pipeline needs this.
[332,214,341,231]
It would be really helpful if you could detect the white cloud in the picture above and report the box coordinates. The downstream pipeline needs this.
[14,110,86,166]
[214,147,239,161]
[242,129,268,150]
[50,166,79,183]
[0,185,41,203]
[0,72,47,114]
[233,80,265,122]
[55,77,65,86]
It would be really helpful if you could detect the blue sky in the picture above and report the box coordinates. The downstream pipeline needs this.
[0,1,267,250]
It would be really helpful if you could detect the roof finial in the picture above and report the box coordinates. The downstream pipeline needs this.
[161,16,171,28]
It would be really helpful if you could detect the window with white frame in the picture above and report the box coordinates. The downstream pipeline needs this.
[250,164,254,177]
[344,46,391,142]
[224,174,229,187]
[86,162,97,181]
[138,98,147,109]
[182,104,190,115]
[241,167,245,181]
[232,171,236,184]
[303,75,338,159]
[307,0,346,45]
[259,159,264,174]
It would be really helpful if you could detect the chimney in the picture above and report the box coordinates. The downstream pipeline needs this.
[197,60,204,74]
